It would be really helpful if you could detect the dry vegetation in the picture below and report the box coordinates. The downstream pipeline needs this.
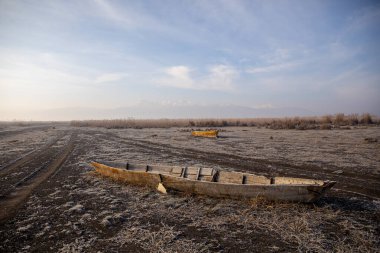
[71,113,378,130]
[0,123,379,252]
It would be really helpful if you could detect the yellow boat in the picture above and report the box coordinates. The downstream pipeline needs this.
[191,130,219,138]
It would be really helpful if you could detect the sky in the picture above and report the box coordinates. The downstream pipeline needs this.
[0,0,379,120]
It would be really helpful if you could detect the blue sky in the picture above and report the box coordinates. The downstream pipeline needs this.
[0,0,379,119]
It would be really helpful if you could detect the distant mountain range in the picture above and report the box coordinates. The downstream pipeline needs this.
[4,104,315,121]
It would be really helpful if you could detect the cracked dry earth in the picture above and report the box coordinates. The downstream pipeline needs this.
[0,124,379,252]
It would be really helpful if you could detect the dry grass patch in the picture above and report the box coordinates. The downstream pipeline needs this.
[70,113,379,130]
[115,223,211,253]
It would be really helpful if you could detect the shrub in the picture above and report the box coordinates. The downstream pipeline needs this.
[322,115,332,124]
[334,113,345,126]
[348,114,359,125]
[360,113,373,124]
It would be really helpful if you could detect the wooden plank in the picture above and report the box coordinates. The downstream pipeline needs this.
[127,164,147,171]
[274,177,323,185]
[218,171,243,184]
[95,161,126,169]
[186,174,198,180]
[199,167,213,176]
[245,175,271,185]
[171,167,183,174]
[148,165,174,173]
[180,167,186,177]
[185,167,199,175]
[198,175,213,182]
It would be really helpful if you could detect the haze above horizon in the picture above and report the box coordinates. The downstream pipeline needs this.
[1,0,379,120]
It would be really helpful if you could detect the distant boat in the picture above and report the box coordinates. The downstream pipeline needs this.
[90,161,336,203]
[191,130,219,138]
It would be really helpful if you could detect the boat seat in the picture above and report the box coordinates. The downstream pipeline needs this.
[244,174,271,185]
[180,167,214,181]
[198,167,214,181]
[218,171,244,184]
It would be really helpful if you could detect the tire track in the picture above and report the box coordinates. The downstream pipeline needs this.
[0,125,53,138]
[0,132,68,176]
[0,133,76,223]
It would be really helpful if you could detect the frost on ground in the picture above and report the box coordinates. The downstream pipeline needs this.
[114,126,380,175]
[0,125,379,252]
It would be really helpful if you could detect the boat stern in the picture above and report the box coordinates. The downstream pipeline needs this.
[305,180,336,202]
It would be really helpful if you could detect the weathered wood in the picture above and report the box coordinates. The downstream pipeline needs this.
[184,167,199,175]
[181,167,187,178]
[218,171,244,184]
[171,167,183,175]
[157,183,167,194]
[95,161,126,169]
[90,161,336,203]
[149,165,181,174]
[198,175,213,182]
[160,175,332,202]
[191,130,219,138]
[196,168,201,180]
[127,164,147,171]
[91,162,161,187]
[274,177,322,185]
[245,174,271,185]
[200,167,213,176]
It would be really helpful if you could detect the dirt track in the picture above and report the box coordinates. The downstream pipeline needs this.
[0,133,76,223]
[0,125,379,252]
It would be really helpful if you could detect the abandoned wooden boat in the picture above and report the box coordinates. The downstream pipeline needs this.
[191,130,219,138]
[90,161,336,203]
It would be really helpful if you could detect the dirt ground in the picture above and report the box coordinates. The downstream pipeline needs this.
[0,124,379,252]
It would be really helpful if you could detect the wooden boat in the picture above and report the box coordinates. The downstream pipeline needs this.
[90,161,336,203]
[191,130,219,138]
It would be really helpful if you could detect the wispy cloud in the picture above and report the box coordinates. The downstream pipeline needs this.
[92,0,138,27]
[0,49,134,110]
[247,62,299,74]
[346,6,380,32]
[91,0,202,44]
[158,64,238,91]
[252,103,274,109]
[204,65,238,90]
[1,0,379,117]
[94,73,128,84]
[161,66,194,89]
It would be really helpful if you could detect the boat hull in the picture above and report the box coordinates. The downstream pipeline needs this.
[92,161,161,187]
[90,161,335,203]
[161,175,333,202]
[191,130,219,138]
